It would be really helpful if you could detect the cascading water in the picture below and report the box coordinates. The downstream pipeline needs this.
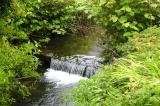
[36,68,88,106]
[50,55,104,78]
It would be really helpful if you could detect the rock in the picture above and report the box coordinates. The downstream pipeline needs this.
[35,54,51,73]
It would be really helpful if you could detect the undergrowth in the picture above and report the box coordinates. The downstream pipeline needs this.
[0,37,40,105]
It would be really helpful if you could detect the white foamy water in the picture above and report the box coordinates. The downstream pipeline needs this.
[44,69,88,85]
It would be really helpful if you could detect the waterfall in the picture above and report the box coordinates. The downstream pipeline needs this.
[49,55,104,78]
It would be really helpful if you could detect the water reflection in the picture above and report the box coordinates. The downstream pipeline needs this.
[41,29,104,57]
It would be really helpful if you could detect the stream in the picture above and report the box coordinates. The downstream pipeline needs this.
[13,28,105,106]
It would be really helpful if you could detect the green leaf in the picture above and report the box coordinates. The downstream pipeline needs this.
[129,11,135,16]
[120,5,131,12]
[144,13,150,18]
[123,32,132,37]
[138,23,144,29]
[150,16,155,20]
[123,22,130,28]
[151,4,158,8]
[110,15,118,23]
[119,16,128,23]
[125,6,132,12]
[38,0,41,3]
[144,13,155,20]
[88,15,93,19]
[129,24,139,31]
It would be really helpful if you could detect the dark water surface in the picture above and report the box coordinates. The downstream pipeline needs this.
[42,29,104,57]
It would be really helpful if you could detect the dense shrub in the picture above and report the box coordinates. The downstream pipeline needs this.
[70,27,160,106]
[77,0,160,41]
[0,37,39,105]
[98,0,160,40]
[0,0,77,41]
[23,0,76,35]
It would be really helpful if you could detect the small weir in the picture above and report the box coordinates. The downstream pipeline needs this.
[50,55,104,78]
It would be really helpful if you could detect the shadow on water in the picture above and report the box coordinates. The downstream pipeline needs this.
[13,80,56,106]
[13,27,106,106]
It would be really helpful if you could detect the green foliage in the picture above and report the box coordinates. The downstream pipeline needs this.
[0,37,39,105]
[98,0,160,39]
[70,27,160,106]
[0,0,77,40]
[23,0,76,35]
[75,0,105,18]
[78,0,160,41]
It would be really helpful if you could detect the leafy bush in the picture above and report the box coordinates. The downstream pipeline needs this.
[70,27,160,106]
[23,0,76,35]
[77,0,160,41]
[0,37,39,105]
[0,0,77,40]
[98,0,160,39]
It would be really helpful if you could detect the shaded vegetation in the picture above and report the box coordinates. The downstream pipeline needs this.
[0,0,78,42]
[0,37,39,105]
